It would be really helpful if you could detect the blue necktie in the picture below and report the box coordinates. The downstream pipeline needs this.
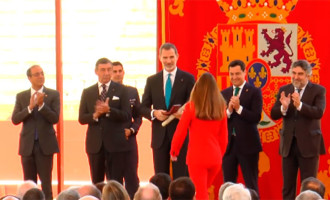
[165,73,172,109]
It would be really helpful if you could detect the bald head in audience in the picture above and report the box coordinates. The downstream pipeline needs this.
[57,188,80,200]
[77,184,101,199]
[134,183,162,200]
[295,190,322,200]
[16,180,37,199]
[219,182,235,200]
[223,184,251,200]
[79,195,99,200]
[1,195,20,200]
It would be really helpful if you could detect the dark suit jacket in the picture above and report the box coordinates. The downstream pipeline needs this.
[140,68,195,149]
[221,83,262,154]
[125,86,142,149]
[270,82,326,157]
[12,87,60,156]
[78,81,131,153]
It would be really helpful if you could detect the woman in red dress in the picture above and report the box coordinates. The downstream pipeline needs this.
[170,72,228,199]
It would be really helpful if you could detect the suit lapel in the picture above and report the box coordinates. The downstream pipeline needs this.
[107,81,117,102]
[300,82,312,102]
[170,69,183,106]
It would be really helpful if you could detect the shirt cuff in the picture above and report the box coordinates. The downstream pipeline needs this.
[38,103,45,111]
[297,102,302,111]
[27,106,32,114]
[226,108,232,118]
[151,110,155,120]
[236,106,243,115]
[130,128,135,134]
[281,105,287,116]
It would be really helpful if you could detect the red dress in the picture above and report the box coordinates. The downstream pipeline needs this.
[170,101,228,199]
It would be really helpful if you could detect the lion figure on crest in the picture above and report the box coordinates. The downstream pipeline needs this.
[260,28,293,73]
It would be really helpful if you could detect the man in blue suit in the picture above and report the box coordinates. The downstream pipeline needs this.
[221,59,262,194]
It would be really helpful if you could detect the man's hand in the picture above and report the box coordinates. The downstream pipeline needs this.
[280,91,291,111]
[124,128,131,140]
[29,92,38,110]
[291,91,301,108]
[154,109,169,121]
[95,98,110,114]
[230,96,240,111]
[94,98,110,119]
[36,92,46,107]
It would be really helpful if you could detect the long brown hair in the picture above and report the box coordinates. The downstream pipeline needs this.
[190,72,226,120]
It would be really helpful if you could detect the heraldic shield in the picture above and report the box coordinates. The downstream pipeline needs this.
[217,23,297,132]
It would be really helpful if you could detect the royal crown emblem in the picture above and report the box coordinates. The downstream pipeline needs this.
[217,0,298,24]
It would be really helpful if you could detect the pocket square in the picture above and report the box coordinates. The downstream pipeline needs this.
[112,96,120,100]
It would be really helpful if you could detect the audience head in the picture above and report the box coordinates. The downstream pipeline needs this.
[247,188,259,200]
[190,72,226,120]
[77,184,102,199]
[168,177,195,200]
[57,188,80,200]
[1,195,20,200]
[300,177,325,198]
[149,173,172,199]
[222,183,251,200]
[95,182,106,195]
[16,180,37,199]
[22,188,45,200]
[79,195,99,200]
[134,183,162,200]
[295,190,322,200]
[218,182,235,200]
[101,180,130,200]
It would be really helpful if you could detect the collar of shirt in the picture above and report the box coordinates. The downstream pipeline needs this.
[232,81,246,96]
[30,86,44,96]
[98,81,111,95]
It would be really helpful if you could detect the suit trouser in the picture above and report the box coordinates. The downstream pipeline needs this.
[222,136,259,194]
[124,145,139,199]
[152,133,189,179]
[21,140,54,200]
[88,146,126,185]
[282,137,319,200]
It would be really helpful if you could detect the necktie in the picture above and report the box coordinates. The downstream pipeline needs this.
[165,73,172,109]
[232,87,240,136]
[234,87,240,96]
[100,84,107,102]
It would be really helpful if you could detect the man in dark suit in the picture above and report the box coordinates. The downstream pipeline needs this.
[221,60,262,194]
[270,59,326,199]
[12,65,60,200]
[140,43,195,179]
[78,57,131,185]
[111,61,142,199]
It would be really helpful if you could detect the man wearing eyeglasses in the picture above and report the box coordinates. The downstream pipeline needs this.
[12,65,60,200]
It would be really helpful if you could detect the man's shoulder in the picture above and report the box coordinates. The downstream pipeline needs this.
[84,83,98,91]
[177,68,195,79]
[125,85,138,92]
